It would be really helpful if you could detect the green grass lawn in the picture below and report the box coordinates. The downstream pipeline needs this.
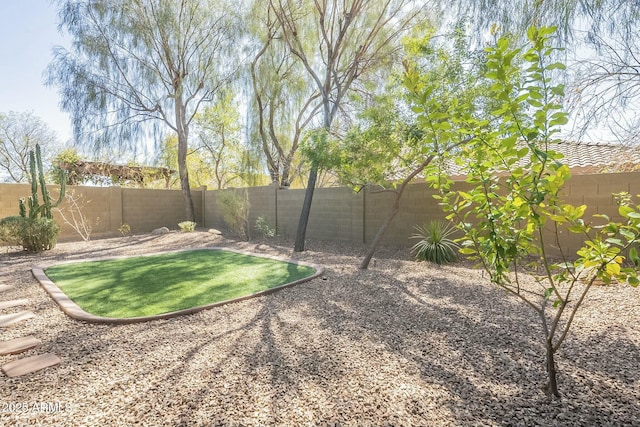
[44,249,316,318]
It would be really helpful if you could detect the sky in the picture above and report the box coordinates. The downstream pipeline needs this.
[0,1,624,150]
[0,0,72,142]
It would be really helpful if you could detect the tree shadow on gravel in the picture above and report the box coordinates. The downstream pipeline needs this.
[23,240,638,426]
[250,264,640,426]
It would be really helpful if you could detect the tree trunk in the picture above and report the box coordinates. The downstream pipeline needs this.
[175,91,195,222]
[545,339,561,398]
[360,152,439,269]
[360,191,401,269]
[280,156,293,187]
[177,131,195,222]
[294,100,330,252]
[294,166,318,252]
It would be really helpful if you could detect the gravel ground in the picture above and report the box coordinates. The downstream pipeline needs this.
[1,231,639,426]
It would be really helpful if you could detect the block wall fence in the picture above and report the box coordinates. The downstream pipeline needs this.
[1,172,640,254]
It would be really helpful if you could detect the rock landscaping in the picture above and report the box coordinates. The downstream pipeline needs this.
[0,231,638,426]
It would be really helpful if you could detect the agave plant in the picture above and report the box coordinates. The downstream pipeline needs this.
[410,220,460,264]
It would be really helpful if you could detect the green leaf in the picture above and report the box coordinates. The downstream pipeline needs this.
[628,276,639,287]
[606,262,621,276]
[630,247,640,266]
[605,237,623,247]
[619,205,634,218]
[458,247,477,255]
[547,62,566,71]
[568,225,586,233]
[593,213,610,222]
[619,228,636,241]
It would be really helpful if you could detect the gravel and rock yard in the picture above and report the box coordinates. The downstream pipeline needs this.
[1,231,639,426]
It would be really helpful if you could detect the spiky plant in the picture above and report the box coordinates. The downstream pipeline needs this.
[410,220,459,264]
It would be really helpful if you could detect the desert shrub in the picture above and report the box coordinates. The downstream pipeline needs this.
[218,189,250,240]
[118,223,131,237]
[178,221,197,232]
[21,217,60,252]
[255,216,276,238]
[410,220,459,264]
[0,216,60,252]
[0,216,25,246]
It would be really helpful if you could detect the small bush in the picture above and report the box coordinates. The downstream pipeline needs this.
[118,223,131,237]
[22,217,60,252]
[0,216,60,252]
[178,221,197,232]
[410,220,459,264]
[218,189,250,240]
[255,216,276,238]
[0,216,25,246]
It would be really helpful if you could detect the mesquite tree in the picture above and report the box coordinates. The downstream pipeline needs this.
[248,2,321,188]
[307,28,483,269]
[269,0,425,251]
[433,27,640,398]
[47,0,239,221]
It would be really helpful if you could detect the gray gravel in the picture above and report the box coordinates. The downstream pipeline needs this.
[1,231,639,426]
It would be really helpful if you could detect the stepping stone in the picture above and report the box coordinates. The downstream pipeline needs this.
[2,353,60,378]
[0,336,41,355]
[0,299,30,310]
[0,311,36,327]
[0,284,13,293]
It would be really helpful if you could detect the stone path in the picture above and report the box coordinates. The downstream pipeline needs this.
[0,299,30,309]
[0,284,61,377]
[2,354,61,378]
[0,336,41,355]
[0,311,36,327]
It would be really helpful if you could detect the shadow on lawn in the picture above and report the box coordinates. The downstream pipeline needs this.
[40,255,639,426]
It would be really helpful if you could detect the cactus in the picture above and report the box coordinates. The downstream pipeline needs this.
[19,144,66,220]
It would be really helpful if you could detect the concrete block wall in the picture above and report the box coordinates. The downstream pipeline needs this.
[0,184,114,240]
[539,171,640,256]
[301,186,363,243]
[0,184,32,219]
[0,183,204,241]
[205,172,640,255]
[274,188,305,239]
[247,186,277,237]
[122,187,203,234]
[3,171,640,255]
[56,186,119,238]
[364,184,448,246]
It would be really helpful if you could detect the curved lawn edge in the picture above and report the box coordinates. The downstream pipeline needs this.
[32,247,325,325]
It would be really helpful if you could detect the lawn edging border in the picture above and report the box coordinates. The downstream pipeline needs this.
[32,247,324,325]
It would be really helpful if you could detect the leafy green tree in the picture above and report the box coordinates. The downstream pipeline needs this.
[52,148,83,185]
[193,91,245,189]
[47,0,240,221]
[308,27,483,269]
[269,0,426,252]
[158,133,209,189]
[248,2,320,188]
[430,26,640,398]
[0,111,59,183]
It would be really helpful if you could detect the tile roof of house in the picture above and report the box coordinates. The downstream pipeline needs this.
[443,141,640,178]
[551,141,640,169]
